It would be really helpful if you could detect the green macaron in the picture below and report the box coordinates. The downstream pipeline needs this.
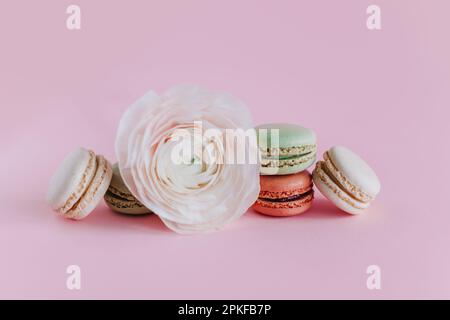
[256,123,317,175]
[104,163,152,215]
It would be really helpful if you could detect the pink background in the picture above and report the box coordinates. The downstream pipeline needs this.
[1,0,449,299]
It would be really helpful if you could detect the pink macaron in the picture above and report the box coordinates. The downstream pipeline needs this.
[253,171,314,217]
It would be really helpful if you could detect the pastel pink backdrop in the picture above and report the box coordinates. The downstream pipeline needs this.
[1,0,449,299]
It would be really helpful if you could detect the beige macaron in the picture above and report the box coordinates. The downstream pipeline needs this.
[104,163,151,215]
[312,146,380,214]
[47,147,113,220]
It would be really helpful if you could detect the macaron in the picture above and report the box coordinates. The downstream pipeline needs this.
[256,123,317,175]
[312,145,381,214]
[253,171,314,216]
[104,163,151,215]
[47,147,113,220]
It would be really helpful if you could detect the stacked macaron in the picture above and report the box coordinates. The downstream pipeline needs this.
[253,123,317,216]
[252,123,381,216]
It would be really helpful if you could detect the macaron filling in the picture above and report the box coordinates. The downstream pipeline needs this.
[107,185,138,202]
[105,190,146,208]
[255,190,313,210]
[65,155,112,219]
[261,151,316,168]
[259,189,313,203]
[262,144,317,158]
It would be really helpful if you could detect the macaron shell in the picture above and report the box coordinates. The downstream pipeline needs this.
[312,163,369,215]
[65,155,113,220]
[328,146,381,198]
[256,123,316,149]
[106,205,151,215]
[47,148,96,213]
[253,193,313,217]
[259,170,313,194]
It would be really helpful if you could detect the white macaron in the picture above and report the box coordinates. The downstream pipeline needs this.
[47,147,113,220]
[312,145,380,214]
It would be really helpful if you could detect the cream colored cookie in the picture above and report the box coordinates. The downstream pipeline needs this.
[47,148,113,220]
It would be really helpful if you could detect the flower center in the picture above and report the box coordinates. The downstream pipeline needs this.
[153,125,223,194]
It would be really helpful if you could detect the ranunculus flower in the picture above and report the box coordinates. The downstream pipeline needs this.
[115,85,260,234]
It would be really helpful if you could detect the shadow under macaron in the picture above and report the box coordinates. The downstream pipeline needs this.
[79,203,170,234]
[299,197,352,219]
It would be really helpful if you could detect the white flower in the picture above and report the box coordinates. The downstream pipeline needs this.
[115,85,260,234]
